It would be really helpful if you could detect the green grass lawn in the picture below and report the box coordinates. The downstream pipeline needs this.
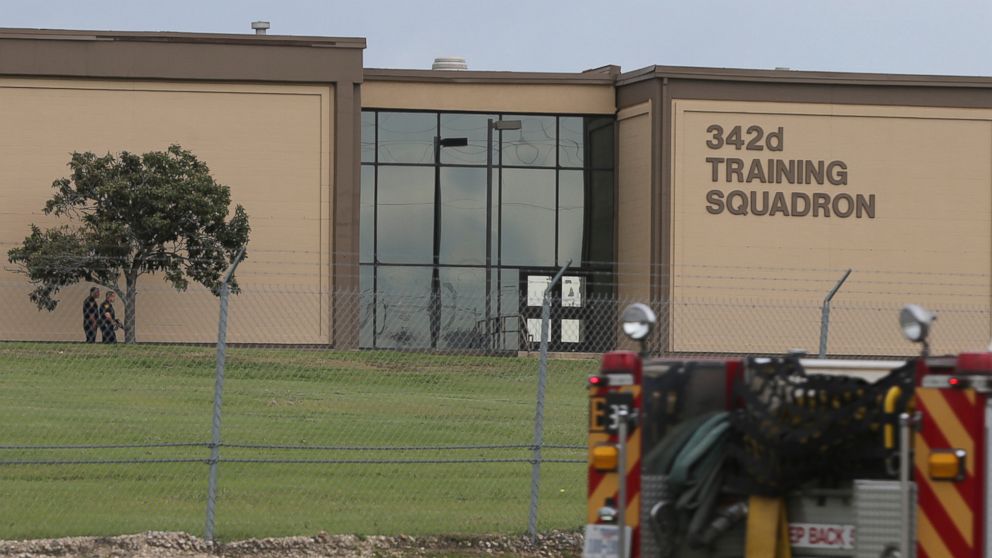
[0,343,596,541]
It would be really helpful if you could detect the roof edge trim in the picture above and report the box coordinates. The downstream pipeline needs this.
[617,64,992,88]
[0,28,366,49]
[364,68,616,86]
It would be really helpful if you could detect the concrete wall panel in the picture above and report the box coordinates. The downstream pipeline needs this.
[0,78,333,344]
[363,81,615,114]
[617,101,653,306]
[669,99,992,354]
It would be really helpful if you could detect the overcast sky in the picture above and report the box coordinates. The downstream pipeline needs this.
[3,0,991,77]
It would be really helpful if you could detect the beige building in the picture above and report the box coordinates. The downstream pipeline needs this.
[0,29,364,345]
[616,68,992,355]
[2,28,991,355]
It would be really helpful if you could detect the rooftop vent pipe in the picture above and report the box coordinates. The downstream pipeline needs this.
[251,21,270,35]
[432,57,468,71]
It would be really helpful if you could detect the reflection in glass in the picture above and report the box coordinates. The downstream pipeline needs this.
[376,166,434,264]
[559,117,584,168]
[501,115,556,167]
[499,268,520,351]
[362,109,617,351]
[361,111,376,163]
[376,266,432,349]
[501,168,555,267]
[440,113,496,166]
[378,112,437,164]
[359,265,374,348]
[440,167,486,265]
[490,169,500,259]
[439,267,485,349]
[587,117,615,169]
[558,170,584,267]
[360,165,375,263]
[587,170,615,266]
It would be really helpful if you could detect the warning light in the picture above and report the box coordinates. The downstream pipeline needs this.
[929,448,967,481]
[601,351,640,373]
[948,377,961,387]
[588,375,608,387]
[592,445,619,471]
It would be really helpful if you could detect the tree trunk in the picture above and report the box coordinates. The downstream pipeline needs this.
[124,272,137,344]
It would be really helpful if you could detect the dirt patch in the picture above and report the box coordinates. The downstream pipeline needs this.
[0,531,583,557]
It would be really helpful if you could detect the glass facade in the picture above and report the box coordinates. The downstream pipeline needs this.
[360,110,615,350]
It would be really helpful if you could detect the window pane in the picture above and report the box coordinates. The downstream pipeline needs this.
[587,170,615,265]
[377,166,434,264]
[498,268,520,351]
[440,113,496,165]
[501,115,556,167]
[375,266,433,349]
[558,170,584,267]
[378,112,436,164]
[439,267,485,349]
[440,167,486,265]
[361,111,376,163]
[360,165,375,263]
[559,117,584,168]
[500,169,555,266]
[587,117,615,169]
[491,168,500,259]
[359,264,374,348]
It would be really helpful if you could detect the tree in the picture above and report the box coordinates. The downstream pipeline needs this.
[7,145,250,343]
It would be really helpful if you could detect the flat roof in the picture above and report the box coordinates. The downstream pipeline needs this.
[0,27,365,84]
[0,27,366,49]
[6,28,992,90]
[617,64,992,88]
[364,66,618,86]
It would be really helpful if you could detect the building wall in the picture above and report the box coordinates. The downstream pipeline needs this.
[362,79,615,114]
[667,99,992,354]
[0,78,334,343]
[616,101,654,305]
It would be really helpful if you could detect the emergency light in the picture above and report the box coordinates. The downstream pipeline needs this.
[600,351,640,374]
[588,375,608,387]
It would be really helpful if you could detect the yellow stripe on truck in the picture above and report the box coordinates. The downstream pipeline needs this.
[914,431,973,543]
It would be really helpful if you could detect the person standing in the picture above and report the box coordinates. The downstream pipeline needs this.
[99,291,122,344]
[83,287,100,343]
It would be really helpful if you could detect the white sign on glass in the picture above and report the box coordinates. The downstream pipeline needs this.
[562,276,583,307]
[526,318,543,343]
[527,275,552,307]
[561,319,582,343]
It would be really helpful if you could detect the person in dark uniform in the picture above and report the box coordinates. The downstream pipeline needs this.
[83,287,100,343]
[99,291,122,344]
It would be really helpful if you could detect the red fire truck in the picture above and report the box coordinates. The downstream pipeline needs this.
[585,303,988,558]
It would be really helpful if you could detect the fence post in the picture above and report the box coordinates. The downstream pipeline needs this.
[818,269,852,358]
[528,260,571,539]
[205,247,245,542]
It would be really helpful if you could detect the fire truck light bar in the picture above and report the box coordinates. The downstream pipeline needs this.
[600,351,640,373]
[921,374,992,392]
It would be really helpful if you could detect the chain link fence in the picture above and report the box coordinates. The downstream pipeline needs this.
[1,262,990,541]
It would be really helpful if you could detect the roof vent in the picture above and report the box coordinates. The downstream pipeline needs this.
[251,21,270,35]
[432,57,468,71]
